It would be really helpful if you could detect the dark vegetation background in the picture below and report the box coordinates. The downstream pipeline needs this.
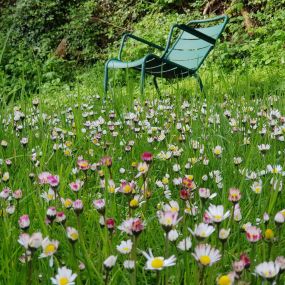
[0,0,285,98]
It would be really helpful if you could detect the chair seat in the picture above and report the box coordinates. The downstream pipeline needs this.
[107,55,195,79]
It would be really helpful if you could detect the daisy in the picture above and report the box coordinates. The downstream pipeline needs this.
[66,227,79,243]
[177,237,192,251]
[39,237,59,267]
[103,255,117,269]
[255,261,280,280]
[51,266,77,285]
[116,239,133,254]
[245,226,262,242]
[267,164,282,174]
[206,204,230,223]
[157,210,182,232]
[189,223,215,240]
[69,180,84,192]
[228,188,241,203]
[251,181,262,194]
[142,249,176,270]
[192,243,221,266]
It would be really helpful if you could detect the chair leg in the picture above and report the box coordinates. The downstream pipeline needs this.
[140,64,146,95]
[153,76,161,97]
[194,73,204,92]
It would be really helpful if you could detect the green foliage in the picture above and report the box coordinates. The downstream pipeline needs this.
[0,0,285,98]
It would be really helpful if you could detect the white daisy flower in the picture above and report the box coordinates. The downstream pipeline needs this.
[142,249,176,270]
[51,266,77,285]
[255,261,280,280]
[189,223,215,239]
[206,204,230,223]
[116,239,133,254]
[192,243,221,266]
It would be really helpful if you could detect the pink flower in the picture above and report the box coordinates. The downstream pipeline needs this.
[47,175,60,188]
[73,199,83,214]
[13,189,23,199]
[228,188,241,203]
[38,172,52,184]
[141,152,153,163]
[0,187,11,199]
[77,159,90,171]
[245,226,262,243]
[69,180,84,192]
[19,214,30,230]
[93,199,105,214]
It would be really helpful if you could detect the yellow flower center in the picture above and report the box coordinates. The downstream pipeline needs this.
[199,255,211,266]
[214,149,221,155]
[70,233,78,240]
[254,187,261,193]
[108,187,115,193]
[44,244,56,254]
[162,177,169,185]
[64,200,72,208]
[218,275,231,285]
[59,277,69,285]
[272,168,278,174]
[170,207,178,213]
[151,258,164,269]
[47,194,54,200]
[123,247,130,252]
[200,231,206,237]
[130,199,138,208]
[214,215,222,221]
[124,185,132,193]
[264,229,274,240]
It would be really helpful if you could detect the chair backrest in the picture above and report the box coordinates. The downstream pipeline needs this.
[165,15,228,72]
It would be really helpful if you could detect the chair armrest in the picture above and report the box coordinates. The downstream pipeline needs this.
[118,33,165,60]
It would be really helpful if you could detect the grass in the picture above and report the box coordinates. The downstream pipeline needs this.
[0,64,285,285]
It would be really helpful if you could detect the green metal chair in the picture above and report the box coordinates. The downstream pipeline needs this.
[104,15,228,96]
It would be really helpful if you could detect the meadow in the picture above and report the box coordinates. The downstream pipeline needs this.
[0,65,285,285]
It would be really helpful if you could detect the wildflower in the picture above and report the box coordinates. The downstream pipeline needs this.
[38,172,52,184]
[118,218,145,236]
[245,226,262,243]
[199,188,217,200]
[167,229,179,242]
[103,255,117,269]
[177,237,192,251]
[0,187,10,199]
[13,189,22,200]
[267,164,282,174]
[251,181,262,194]
[55,212,66,224]
[46,207,57,221]
[61,198,73,209]
[101,156,112,168]
[123,260,135,271]
[73,199,83,215]
[51,266,77,285]
[274,212,285,224]
[142,249,176,270]
[39,237,59,267]
[192,243,221,266]
[258,144,270,154]
[136,162,149,177]
[77,159,90,171]
[47,175,60,188]
[213,146,223,157]
[93,199,105,214]
[217,273,234,285]
[66,227,79,243]
[206,204,230,223]
[129,195,141,209]
[275,256,285,272]
[41,188,55,202]
[240,253,250,269]
[219,228,230,241]
[69,180,84,192]
[255,261,280,280]
[116,239,133,254]
[228,188,241,203]
[233,260,245,275]
[2,172,9,182]
[264,229,274,241]
[141,152,153,163]
[19,214,30,230]
[118,180,135,194]
[189,223,215,240]
[106,218,115,232]
[157,210,182,232]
